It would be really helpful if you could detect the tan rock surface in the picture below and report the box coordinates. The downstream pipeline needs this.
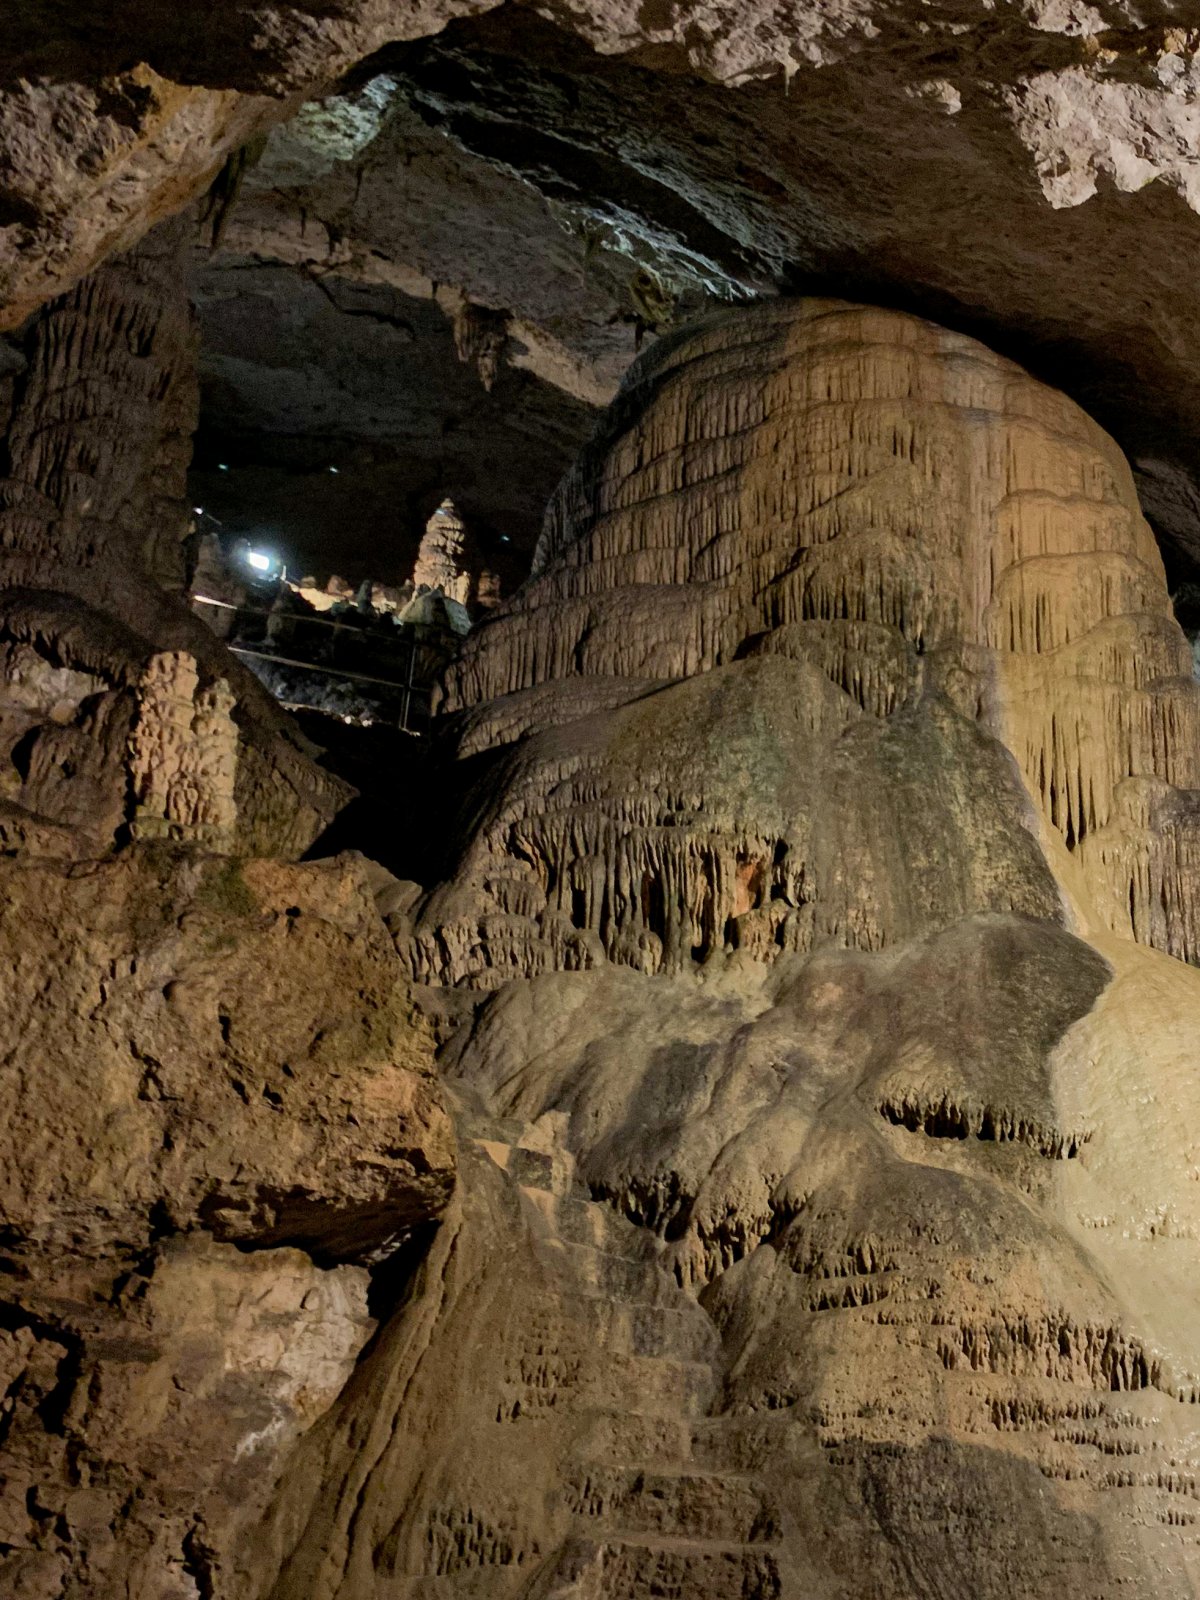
[243,303,1200,1597]
[11,106,1200,1587]
[182,3,1200,572]
[0,844,454,1597]
[413,499,475,607]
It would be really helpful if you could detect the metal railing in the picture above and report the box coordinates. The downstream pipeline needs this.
[192,594,437,733]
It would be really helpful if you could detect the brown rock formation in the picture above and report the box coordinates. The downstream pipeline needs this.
[0,846,453,1597]
[16,7,1200,1577]
[239,302,1200,1598]
[167,3,1200,578]
[0,219,348,858]
[419,300,1200,982]
[0,1,511,331]
[412,498,474,608]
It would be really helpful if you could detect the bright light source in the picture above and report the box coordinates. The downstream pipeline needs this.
[328,466,339,474]
[193,506,204,515]
[500,534,511,543]
[218,463,229,471]
[246,551,272,573]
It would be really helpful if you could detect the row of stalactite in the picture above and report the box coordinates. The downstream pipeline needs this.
[436,302,1200,975]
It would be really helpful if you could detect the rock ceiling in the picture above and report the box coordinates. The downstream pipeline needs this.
[13,7,1200,1596]
[8,1,1200,574]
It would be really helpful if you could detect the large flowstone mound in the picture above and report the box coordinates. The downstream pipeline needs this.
[243,303,1200,1598]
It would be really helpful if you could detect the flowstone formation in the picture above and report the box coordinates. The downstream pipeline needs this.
[243,302,1200,1599]
[0,223,457,1598]
[0,218,348,859]
[421,299,1200,980]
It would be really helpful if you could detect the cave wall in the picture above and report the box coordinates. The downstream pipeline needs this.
[0,217,349,859]
[0,206,457,1600]
[9,7,1200,1600]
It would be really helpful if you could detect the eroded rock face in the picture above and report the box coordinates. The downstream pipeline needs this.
[0,216,459,1597]
[244,303,1200,1598]
[0,218,349,858]
[373,6,1200,573]
[164,2,1200,578]
[0,845,454,1598]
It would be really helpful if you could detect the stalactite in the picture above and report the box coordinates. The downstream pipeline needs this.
[426,300,1200,980]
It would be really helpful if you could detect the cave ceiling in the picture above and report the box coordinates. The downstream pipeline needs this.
[8,1,1200,575]
[13,9,1200,1594]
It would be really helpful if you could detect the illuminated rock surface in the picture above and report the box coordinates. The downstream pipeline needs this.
[11,3,1200,1582]
[237,304,1200,1598]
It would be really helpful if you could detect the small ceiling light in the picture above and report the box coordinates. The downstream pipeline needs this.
[246,551,272,573]
[218,463,229,472]
[328,466,339,474]
[500,534,511,543]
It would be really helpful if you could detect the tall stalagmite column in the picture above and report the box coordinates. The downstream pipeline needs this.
[0,216,199,600]
[0,218,347,856]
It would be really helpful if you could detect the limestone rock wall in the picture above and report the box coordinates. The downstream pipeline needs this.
[0,847,454,1598]
[254,921,1200,1597]
[0,206,457,1600]
[17,3,1200,580]
[0,219,349,858]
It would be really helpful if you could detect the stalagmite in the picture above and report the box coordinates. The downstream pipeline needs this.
[0,219,348,858]
[423,300,1200,982]
[413,498,475,608]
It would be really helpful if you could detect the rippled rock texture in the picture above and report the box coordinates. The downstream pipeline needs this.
[419,300,1200,981]
[241,303,1200,1599]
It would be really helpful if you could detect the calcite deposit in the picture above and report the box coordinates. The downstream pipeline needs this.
[14,3,1200,1594]
[413,498,475,608]
[417,301,1200,983]
[217,301,1200,1597]
[0,163,455,1600]
[182,3,1200,572]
